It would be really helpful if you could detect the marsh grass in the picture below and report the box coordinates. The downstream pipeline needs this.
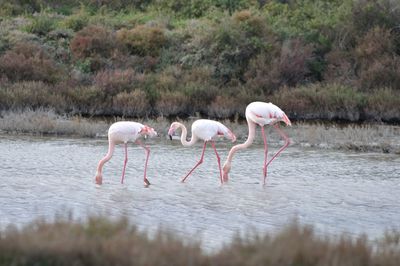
[288,122,400,154]
[0,215,399,266]
[1,110,399,153]
[0,109,108,137]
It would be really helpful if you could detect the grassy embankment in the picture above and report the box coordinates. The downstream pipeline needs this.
[1,215,399,266]
[1,0,400,122]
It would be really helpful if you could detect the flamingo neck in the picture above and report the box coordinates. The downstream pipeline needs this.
[96,142,115,175]
[177,123,197,146]
[226,119,256,163]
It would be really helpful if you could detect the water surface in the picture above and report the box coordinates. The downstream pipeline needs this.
[0,134,399,250]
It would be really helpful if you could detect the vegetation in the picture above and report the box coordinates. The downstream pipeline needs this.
[1,109,399,154]
[1,0,400,123]
[0,215,399,266]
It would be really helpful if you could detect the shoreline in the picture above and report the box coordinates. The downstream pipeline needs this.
[1,109,399,154]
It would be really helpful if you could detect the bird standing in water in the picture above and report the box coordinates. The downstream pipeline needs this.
[222,102,291,185]
[95,121,157,186]
[168,119,236,184]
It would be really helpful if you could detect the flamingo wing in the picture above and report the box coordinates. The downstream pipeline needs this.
[108,121,143,143]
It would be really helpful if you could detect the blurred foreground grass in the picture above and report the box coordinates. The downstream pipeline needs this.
[0,215,399,266]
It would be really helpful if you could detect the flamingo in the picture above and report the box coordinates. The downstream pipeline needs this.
[222,102,291,185]
[168,119,236,184]
[95,121,157,186]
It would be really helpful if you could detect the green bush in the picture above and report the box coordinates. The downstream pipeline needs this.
[272,84,367,121]
[0,0,42,16]
[202,11,276,83]
[25,13,58,36]
[155,0,213,18]
[62,8,90,31]
[116,25,166,56]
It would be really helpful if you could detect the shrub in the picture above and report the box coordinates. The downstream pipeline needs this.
[154,90,188,116]
[277,38,315,86]
[0,0,42,16]
[0,42,63,83]
[94,69,145,95]
[244,52,280,94]
[25,13,57,36]
[70,25,117,59]
[351,0,400,35]
[263,0,352,47]
[365,88,400,122]
[323,49,356,85]
[272,84,366,121]
[156,0,213,18]
[62,85,108,115]
[204,11,276,83]
[0,81,63,110]
[116,25,166,56]
[209,95,241,119]
[112,89,150,117]
[183,83,218,115]
[62,8,90,31]
[81,0,154,11]
[355,27,400,90]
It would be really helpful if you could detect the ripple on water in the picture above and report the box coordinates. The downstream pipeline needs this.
[0,136,399,250]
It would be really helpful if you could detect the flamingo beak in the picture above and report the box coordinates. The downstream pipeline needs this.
[168,127,174,140]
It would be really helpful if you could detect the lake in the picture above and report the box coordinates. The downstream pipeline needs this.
[0,134,399,251]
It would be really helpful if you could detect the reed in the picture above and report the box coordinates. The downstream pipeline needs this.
[1,110,399,153]
[0,109,108,137]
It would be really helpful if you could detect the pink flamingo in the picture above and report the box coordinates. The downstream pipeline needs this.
[168,119,236,184]
[222,102,291,185]
[95,121,157,186]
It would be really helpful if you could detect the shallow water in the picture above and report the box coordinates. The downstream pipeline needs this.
[0,134,399,251]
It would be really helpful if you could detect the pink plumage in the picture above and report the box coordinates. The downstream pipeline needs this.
[95,121,157,186]
[168,119,236,184]
[223,102,291,185]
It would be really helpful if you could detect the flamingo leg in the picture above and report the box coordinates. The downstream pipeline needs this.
[182,141,207,183]
[121,142,128,184]
[261,126,268,181]
[264,124,290,184]
[136,140,151,186]
[210,141,223,184]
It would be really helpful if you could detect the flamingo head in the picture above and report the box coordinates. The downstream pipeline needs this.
[95,174,102,185]
[222,161,231,182]
[141,125,157,137]
[168,122,181,140]
[279,113,292,126]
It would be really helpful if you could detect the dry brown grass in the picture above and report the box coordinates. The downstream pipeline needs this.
[288,122,400,153]
[0,109,108,137]
[1,110,399,153]
[0,216,399,266]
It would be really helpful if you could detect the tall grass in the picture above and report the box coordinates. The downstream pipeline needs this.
[0,109,108,137]
[0,215,399,266]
